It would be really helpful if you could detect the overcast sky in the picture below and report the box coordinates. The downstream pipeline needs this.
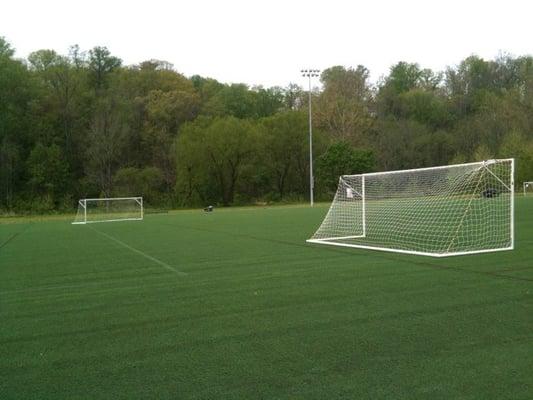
[1,0,532,87]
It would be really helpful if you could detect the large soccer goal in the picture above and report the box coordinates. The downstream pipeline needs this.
[524,182,533,196]
[308,159,514,257]
[72,197,143,224]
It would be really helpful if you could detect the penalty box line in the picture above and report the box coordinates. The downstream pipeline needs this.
[87,225,187,277]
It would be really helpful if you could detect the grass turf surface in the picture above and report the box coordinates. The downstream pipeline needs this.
[1,201,532,399]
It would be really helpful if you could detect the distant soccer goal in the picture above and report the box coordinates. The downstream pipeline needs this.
[72,197,143,224]
[308,159,514,257]
[524,182,533,196]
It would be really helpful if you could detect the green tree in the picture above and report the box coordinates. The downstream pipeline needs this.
[373,118,433,170]
[0,37,33,209]
[201,84,282,119]
[444,55,520,116]
[191,75,225,111]
[253,86,284,117]
[27,143,70,200]
[0,138,21,208]
[391,89,451,128]
[28,47,90,176]
[377,62,444,121]
[0,37,15,58]
[282,83,305,110]
[113,166,165,205]
[387,62,428,93]
[175,117,212,205]
[316,142,374,192]
[316,65,374,144]
[451,90,529,159]
[85,101,128,197]
[498,132,533,186]
[143,89,200,189]
[128,60,195,94]
[88,46,121,91]
[259,111,310,199]
[411,130,455,167]
[516,56,533,109]
[202,116,259,205]
[176,117,258,205]
[202,84,254,118]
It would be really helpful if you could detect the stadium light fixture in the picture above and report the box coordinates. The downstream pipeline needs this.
[301,69,320,206]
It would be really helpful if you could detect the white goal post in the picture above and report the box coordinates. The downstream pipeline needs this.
[524,182,533,196]
[308,159,514,257]
[72,197,143,224]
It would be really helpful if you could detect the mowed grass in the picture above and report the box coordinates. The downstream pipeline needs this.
[0,201,532,399]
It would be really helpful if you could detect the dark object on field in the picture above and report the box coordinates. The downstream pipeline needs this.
[204,205,214,212]
[482,188,499,198]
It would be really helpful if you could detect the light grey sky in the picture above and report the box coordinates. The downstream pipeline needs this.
[2,0,531,87]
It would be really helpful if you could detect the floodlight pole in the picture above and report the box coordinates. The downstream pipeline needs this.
[301,69,320,206]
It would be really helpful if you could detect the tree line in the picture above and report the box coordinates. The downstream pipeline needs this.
[1,36,533,213]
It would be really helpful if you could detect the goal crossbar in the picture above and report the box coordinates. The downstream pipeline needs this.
[342,159,511,178]
[82,197,143,202]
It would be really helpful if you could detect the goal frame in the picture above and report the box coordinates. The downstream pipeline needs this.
[307,159,515,257]
[524,181,533,196]
[72,197,144,225]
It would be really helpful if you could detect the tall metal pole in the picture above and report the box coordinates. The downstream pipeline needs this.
[301,69,319,206]
[308,74,314,206]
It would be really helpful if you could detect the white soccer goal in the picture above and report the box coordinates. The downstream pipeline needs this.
[524,182,533,196]
[308,159,514,257]
[72,197,143,224]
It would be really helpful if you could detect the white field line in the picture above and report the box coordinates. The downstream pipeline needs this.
[88,226,187,276]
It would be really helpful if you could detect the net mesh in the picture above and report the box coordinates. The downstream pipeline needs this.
[310,160,513,256]
[73,198,143,224]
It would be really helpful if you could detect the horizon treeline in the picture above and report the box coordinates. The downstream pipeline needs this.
[1,37,533,213]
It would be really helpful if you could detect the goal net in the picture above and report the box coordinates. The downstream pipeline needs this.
[308,159,514,257]
[524,182,533,196]
[72,197,143,224]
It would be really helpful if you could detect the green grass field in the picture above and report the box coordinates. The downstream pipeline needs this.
[1,200,532,399]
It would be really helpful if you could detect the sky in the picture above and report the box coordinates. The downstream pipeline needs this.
[1,0,532,88]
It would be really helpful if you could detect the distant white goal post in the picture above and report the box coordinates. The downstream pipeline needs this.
[308,159,514,257]
[72,197,143,224]
[524,182,533,196]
